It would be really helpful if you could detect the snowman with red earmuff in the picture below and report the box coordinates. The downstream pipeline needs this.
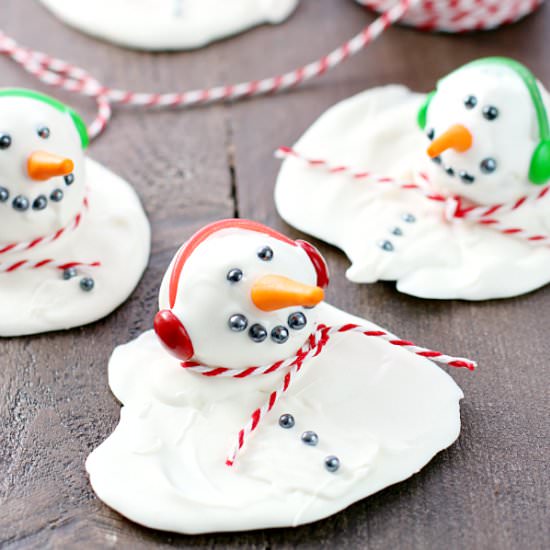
[275,57,550,300]
[86,218,469,535]
[0,89,150,336]
[154,219,329,368]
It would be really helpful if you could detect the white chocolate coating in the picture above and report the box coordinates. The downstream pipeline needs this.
[275,77,550,300]
[0,157,150,336]
[86,302,463,534]
[39,0,299,51]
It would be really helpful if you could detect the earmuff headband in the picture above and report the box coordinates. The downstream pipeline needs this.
[0,88,89,149]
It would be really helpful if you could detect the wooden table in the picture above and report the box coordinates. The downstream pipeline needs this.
[1,1,549,548]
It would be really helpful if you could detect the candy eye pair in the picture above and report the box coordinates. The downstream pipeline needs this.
[463,95,498,172]
[225,246,274,283]
[0,127,50,150]
[464,95,499,120]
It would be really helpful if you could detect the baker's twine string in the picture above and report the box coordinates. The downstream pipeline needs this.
[0,196,101,273]
[358,0,544,31]
[276,147,550,245]
[181,322,476,467]
[0,0,543,139]
[0,258,100,274]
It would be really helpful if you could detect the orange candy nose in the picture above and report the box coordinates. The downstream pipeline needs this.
[251,274,324,312]
[427,124,473,158]
[27,151,74,181]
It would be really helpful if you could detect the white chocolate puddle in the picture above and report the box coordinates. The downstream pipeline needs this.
[87,303,463,534]
[0,157,150,336]
[39,0,299,50]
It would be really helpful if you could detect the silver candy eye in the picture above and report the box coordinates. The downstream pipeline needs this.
[464,95,477,109]
[483,105,499,121]
[227,268,243,283]
[257,246,273,261]
[37,126,50,139]
[480,158,497,174]
[0,134,11,149]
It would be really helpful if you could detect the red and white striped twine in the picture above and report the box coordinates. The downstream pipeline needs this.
[276,147,550,246]
[0,259,100,274]
[0,196,101,273]
[182,322,476,467]
[0,0,543,139]
[358,0,544,31]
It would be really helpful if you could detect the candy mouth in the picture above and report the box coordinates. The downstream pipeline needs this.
[431,155,476,184]
[228,309,310,345]
[0,173,75,212]
[427,128,476,185]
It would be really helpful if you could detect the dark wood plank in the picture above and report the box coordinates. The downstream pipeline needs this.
[1,0,549,548]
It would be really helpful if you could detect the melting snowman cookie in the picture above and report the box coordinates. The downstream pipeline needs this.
[86,219,472,534]
[275,57,550,300]
[39,0,299,51]
[0,89,150,336]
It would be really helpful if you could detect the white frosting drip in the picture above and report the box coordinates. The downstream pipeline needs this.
[275,74,550,300]
[87,302,463,533]
[39,0,299,50]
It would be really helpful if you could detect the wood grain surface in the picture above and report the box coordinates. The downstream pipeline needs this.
[1,1,549,548]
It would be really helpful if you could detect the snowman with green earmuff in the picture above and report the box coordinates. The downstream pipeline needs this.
[0,88,150,337]
[418,57,550,205]
[273,56,550,300]
[0,88,89,244]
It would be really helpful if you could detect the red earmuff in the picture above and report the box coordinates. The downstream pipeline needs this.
[296,239,330,289]
[154,309,194,361]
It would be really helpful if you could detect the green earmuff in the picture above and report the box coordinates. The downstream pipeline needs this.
[417,57,550,185]
[0,88,89,149]
[417,91,434,131]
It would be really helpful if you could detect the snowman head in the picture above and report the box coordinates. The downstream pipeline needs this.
[418,57,550,204]
[154,219,329,369]
[0,89,89,243]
